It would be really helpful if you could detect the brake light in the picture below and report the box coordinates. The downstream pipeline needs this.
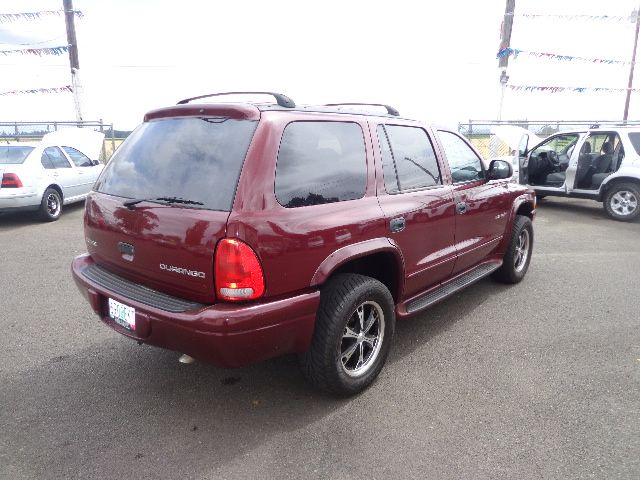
[214,238,265,301]
[1,173,23,188]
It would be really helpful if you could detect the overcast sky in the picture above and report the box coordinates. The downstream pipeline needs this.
[1,0,639,129]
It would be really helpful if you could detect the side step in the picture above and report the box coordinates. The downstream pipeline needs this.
[406,262,501,314]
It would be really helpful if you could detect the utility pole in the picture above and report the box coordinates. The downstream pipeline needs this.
[497,0,516,121]
[623,5,640,122]
[63,0,83,122]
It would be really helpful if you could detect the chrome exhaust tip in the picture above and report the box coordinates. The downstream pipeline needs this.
[178,354,195,364]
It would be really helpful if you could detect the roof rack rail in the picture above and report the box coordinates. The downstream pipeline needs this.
[177,91,296,108]
[324,103,400,116]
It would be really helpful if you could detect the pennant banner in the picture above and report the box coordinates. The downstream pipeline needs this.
[507,85,640,93]
[0,46,69,57]
[519,14,629,22]
[497,47,629,65]
[0,86,72,97]
[0,10,83,23]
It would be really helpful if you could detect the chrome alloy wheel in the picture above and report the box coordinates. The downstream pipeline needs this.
[339,301,385,378]
[610,190,638,217]
[46,192,61,217]
[514,228,530,273]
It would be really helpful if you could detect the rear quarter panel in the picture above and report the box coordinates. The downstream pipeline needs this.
[228,111,390,299]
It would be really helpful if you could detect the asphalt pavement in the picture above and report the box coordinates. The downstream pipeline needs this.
[1,198,639,480]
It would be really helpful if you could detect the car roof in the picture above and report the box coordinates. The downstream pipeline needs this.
[257,103,415,121]
[549,126,640,135]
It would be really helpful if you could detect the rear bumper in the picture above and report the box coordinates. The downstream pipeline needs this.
[71,254,320,368]
[0,190,39,212]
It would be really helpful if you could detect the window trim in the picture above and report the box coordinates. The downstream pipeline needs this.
[377,123,444,194]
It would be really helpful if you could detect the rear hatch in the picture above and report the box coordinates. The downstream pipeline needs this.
[86,110,259,304]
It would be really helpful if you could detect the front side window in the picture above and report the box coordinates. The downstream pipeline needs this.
[43,146,72,169]
[377,125,441,193]
[437,131,484,183]
[275,121,367,208]
[530,134,580,162]
[63,146,93,167]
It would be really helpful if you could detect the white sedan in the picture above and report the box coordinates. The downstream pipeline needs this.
[0,128,105,221]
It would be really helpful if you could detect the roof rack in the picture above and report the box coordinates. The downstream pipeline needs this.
[324,103,400,116]
[177,91,296,108]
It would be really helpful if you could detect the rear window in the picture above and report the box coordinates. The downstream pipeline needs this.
[95,117,257,211]
[628,132,640,155]
[0,146,34,164]
[275,121,367,208]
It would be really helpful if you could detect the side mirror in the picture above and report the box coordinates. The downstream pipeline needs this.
[487,159,513,180]
[92,159,100,166]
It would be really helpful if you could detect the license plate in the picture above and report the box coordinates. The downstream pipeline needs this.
[108,298,136,331]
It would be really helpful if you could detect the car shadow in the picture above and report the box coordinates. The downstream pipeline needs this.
[0,275,508,479]
[0,201,85,229]
[538,197,640,224]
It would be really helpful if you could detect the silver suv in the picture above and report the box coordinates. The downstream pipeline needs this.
[513,126,640,221]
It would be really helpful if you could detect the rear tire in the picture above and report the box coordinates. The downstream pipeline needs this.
[493,215,533,284]
[603,182,640,222]
[39,188,62,222]
[299,274,395,396]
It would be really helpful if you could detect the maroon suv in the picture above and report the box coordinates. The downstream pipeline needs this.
[72,92,535,395]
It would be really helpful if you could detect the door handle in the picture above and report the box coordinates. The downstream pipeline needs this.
[389,217,406,233]
[456,202,468,214]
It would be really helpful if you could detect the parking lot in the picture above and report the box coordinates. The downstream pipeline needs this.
[1,198,638,480]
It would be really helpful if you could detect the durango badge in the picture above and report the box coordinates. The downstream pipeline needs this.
[159,263,206,279]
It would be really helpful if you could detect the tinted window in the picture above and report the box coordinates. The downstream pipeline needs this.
[377,125,441,192]
[41,152,55,170]
[43,147,72,169]
[628,132,640,155]
[275,121,366,208]
[0,146,33,164]
[95,118,258,211]
[438,131,484,183]
[63,146,93,167]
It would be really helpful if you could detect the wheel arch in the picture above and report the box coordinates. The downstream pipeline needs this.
[496,193,535,253]
[310,238,405,302]
[599,176,640,200]
[44,183,64,201]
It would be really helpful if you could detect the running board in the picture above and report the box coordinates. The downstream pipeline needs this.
[406,262,501,314]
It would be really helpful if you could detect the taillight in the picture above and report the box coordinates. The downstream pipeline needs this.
[1,173,23,188]
[214,238,265,301]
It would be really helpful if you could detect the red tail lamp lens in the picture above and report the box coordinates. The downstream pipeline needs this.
[1,173,23,188]
[214,239,265,301]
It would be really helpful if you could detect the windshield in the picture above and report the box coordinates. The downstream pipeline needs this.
[0,145,34,164]
[95,117,258,211]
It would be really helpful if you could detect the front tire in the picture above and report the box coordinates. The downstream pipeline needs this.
[299,274,395,396]
[493,215,534,284]
[603,183,640,222]
[39,188,62,222]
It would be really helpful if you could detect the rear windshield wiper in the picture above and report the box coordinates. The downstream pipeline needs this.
[123,197,204,209]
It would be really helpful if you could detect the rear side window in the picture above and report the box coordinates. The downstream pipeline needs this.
[628,132,640,155]
[0,146,33,164]
[275,121,367,208]
[95,117,258,211]
[377,125,441,192]
[63,146,93,167]
[42,147,72,169]
[437,131,484,183]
